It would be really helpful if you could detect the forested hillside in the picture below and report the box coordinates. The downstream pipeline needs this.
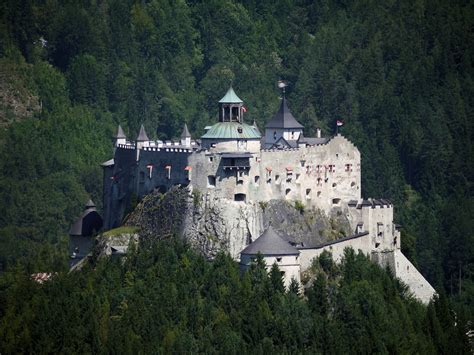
[0,0,472,336]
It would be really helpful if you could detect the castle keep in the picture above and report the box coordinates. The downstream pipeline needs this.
[100,87,435,303]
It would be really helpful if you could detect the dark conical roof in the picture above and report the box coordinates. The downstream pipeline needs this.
[241,226,300,256]
[181,123,191,138]
[136,124,149,141]
[114,125,126,139]
[85,199,96,209]
[265,97,303,129]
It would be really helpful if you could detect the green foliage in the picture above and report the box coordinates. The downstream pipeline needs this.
[0,242,468,353]
[294,200,305,215]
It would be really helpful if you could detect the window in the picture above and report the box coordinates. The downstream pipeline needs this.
[275,175,280,183]
[317,191,321,197]
[345,163,352,172]
[234,193,246,202]
[306,188,311,196]
[276,257,282,262]
[332,198,341,205]
[207,175,216,187]
[254,176,260,184]
[351,181,356,187]
[209,156,213,162]
[273,131,277,140]
[332,183,337,187]
[236,179,244,185]
[285,188,291,196]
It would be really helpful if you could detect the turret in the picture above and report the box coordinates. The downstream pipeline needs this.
[180,123,191,147]
[218,87,244,123]
[136,124,150,160]
[265,96,303,145]
[113,125,127,152]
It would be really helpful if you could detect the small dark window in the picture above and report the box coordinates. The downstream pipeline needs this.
[332,183,337,187]
[254,176,260,184]
[276,257,282,262]
[209,156,213,162]
[234,193,246,202]
[351,181,356,187]
[208,175,216,187]
[332,198,341,205]
[306,188,311,196]
[285,188,291,195]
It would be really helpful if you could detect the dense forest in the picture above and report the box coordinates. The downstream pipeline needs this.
[0,0,472,351]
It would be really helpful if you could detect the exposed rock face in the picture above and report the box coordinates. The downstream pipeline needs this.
[124,186,351,259]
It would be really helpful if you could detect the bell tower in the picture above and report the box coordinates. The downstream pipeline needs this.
[218,87,244,123]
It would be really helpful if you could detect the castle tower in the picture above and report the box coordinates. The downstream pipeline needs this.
[240,226,301,289]
[136,124,150,160]
[113,125,126,152]
[264,96,303,146]
[218,86,244,123]
[180,123,191,147]
[201,87,261,152]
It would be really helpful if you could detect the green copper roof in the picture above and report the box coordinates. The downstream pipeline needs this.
[219,87,243,104]
[201,122,261,139]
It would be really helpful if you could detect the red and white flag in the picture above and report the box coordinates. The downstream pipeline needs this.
[336,120,344,127]
[242,106,247,113]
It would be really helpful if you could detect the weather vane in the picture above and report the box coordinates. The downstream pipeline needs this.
[277,80,289,97]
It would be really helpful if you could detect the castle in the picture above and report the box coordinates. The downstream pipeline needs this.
[99,86,435,303]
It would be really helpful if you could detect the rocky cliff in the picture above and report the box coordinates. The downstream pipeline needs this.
[123,187,351,259]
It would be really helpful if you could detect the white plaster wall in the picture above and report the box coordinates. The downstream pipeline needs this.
[347,204,400,252]
[299,233,372,271]
[202,139,261,153]
[372,250,436,304]
[240,254,301,288]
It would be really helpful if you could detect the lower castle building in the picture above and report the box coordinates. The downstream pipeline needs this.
[100,86,436,303]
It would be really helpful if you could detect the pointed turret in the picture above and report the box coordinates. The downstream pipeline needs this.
[265,97,303,129]
[113,124,127,149]
[136,124,149,141]
[114,125,126,139]
[180,123,192,147]
[264,97,304,146]
[181,123,191,138]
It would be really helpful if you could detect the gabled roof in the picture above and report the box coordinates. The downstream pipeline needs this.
[181,123,191,138]
[219,87,243,104]
[136,124,149,141]
[265,97,303,129]
[114,125,126,139]
[241,226,300,256]
[201,122,261,139]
